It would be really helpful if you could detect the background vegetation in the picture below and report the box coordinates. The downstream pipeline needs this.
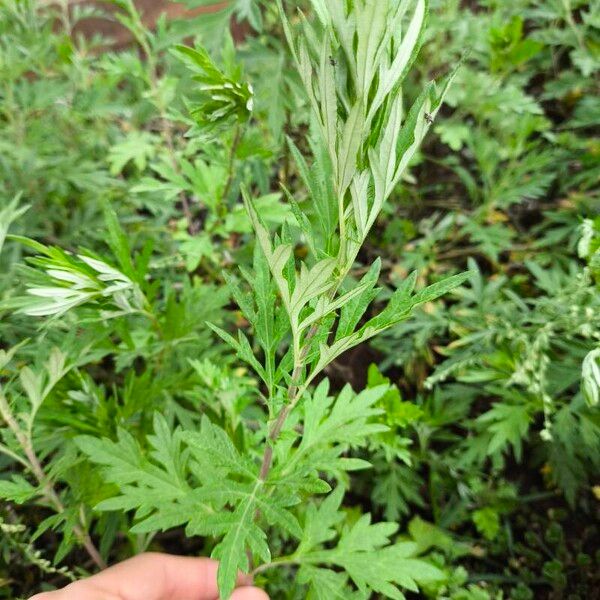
[0,0,599,598]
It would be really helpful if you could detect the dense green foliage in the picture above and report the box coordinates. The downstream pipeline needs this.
[0,0,599,598]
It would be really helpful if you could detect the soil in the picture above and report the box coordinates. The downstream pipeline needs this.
[71,0,248,48]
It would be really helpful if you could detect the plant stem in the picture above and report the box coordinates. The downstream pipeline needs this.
[0,393,106,570]
[258,318,319,482]
[251,556,297,576]
[257,232,356,480]
[258,375,300,481]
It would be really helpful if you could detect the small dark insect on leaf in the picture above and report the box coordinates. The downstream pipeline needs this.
[329,56,337,67]
[425,112,434,124]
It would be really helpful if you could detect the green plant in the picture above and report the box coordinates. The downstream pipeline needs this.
[7,1,474,597]
[64,1,470,597]
[2,1,599,599]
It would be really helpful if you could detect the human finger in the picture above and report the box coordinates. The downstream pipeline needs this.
[28,553,257,600]
[230,586,270,600]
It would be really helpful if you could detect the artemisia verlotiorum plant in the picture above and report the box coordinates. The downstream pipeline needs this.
[1,1,467,598]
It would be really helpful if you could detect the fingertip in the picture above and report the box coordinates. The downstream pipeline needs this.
[231,586,270,600]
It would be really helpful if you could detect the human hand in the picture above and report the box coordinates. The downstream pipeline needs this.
[29,552,269,600]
